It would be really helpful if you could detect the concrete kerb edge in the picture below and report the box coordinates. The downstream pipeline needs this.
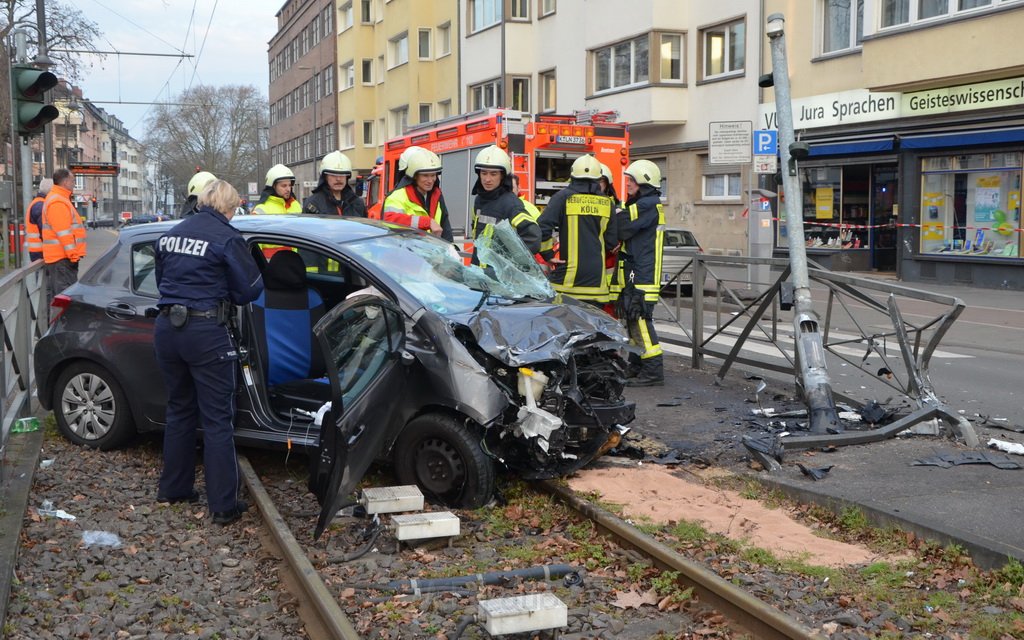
[747,471,1023,571]
[0,427,44,631]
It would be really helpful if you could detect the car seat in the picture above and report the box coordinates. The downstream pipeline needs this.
[250,251,331,413]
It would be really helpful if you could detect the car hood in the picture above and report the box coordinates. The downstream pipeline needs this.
[448,297,634,367]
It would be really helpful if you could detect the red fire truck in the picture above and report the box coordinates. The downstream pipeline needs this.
[365,109,630,234]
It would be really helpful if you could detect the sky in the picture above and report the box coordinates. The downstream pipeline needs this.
[61,0,282,139]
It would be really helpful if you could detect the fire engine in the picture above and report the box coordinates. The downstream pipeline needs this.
[365,109,630,233]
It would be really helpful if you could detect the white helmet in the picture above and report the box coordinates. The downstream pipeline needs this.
[398,146,425,173]
[405,147,442,176]
[474,145,512,174]
[625,159,661,187]
[320,150,353,176]
[265,164,295,187]
[570,154,602,180]
[188,171,217,196]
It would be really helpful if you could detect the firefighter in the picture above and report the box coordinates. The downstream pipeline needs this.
[382,146,453,241]
[252,164,302,214]
[302,151,367,217]
[616,159,665,386]
[537,154,616,305]
[25,178,53,262]
[180,171,217,217]
[470,145,540,264]
[510,173,542,220]
[600,162,625,313]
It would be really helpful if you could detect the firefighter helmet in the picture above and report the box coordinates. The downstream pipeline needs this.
[320,151,353,176]
[265,163,296,186]
[405,147,443,176]
[187,171,217,197]
[625,159,661,187]
[599,163,612,181]
[398,146,424,174]
[474,145,512,174]
[570,154,602,180]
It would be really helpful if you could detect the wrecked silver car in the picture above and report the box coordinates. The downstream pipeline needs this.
[34,216,635,537]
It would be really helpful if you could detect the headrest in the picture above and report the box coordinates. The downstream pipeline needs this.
[264,251,307,289]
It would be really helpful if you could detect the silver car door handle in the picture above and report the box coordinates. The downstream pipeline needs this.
[105,303,138,320]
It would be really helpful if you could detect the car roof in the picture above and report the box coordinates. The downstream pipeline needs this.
[118,214,396,245]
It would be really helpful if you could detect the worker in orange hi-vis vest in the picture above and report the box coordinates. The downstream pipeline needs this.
[41,168,87,301]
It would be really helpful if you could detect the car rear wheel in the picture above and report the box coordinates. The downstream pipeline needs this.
[393,412,495,509]
[53,362,135,450]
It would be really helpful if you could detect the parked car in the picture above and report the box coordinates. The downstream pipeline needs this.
[34,216,636,537]
[660,227,703,296]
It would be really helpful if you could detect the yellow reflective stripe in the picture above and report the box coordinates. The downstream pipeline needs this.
[637,319,662,358]
[511,212,532,228]
[540,238,554,252]
[564,214,579,287]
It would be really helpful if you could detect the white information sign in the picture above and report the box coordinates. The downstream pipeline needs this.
[754,154,778,174]
[709,121,752,164]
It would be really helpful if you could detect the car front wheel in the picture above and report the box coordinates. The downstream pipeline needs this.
[393,412,495,509]
[53,362,135,450]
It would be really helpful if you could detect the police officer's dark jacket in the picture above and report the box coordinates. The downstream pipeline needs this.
[302,175,367,217]
[180,195,200,217]
[538,178,617,301]
[470,177,541,262]
[616,184,665,294]
[155,206,264,311]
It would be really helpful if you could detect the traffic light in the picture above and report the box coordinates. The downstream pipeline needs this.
[91,197,97,210]
[11,64,59,136]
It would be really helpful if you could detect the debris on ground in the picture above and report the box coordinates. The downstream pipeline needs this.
[797,463,835,481]
[912,450,1021,470]
[988,438,1024,456]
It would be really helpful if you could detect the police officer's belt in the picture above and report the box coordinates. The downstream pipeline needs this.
[159,306,218,319]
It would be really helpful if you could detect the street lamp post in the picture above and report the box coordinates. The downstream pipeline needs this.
[298,65,317,194]
[62,101,80,167]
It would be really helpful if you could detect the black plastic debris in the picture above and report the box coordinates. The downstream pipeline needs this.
[656,399,682,407]
[859,400,892,425]
[645,449,683,465]
[608,443,646,460]
[975,415,1024,433]
[912,451,1021,470]
[797,463,834,480]
[742,434,783,472]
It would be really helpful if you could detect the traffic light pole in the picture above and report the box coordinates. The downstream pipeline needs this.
[765,14,841,435]
[14,30,31,271]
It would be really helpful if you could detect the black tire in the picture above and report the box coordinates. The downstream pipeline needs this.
[392,413,495,509]
[52,361,135,450]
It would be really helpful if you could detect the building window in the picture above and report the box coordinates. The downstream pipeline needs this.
[314,72,322,100]
[326,125,335,151]
[363,120,375,146]
[470,78,502,110]
[822,0,864,53]
[702,19,745,79]
[539,69,556,111]
[437,22,451,56]
[341,61,354,89]
[323,5,332,35]
[389,32,409,68]
[594,34,649,93]
[702,171,742,200]
[390,106,409,137]
[510,77,530,112]
[314,126,322,157]
[920,152,1021,258]
[418,28,431,59]
[361,0,372,23]
[324,64,334,94]
[361,58,373,84]
[301,27,310,54]
[311,17,320,45]
[511,0,529,20]
[540,0,556,17]
[419,103,432,123]
[340,122,354,150]
[438,99,452,118]
[301,80,310,108]
[471,0,501,33]
[340,2,353,30]
[659,33,683,82]
[879,0,993,29]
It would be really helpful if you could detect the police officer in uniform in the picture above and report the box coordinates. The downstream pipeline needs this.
[470,145,540,264]
[302,150,367,217]
[154,179,264,524]
[180,171,217,217]
[538,154,616,305]
[615,159,665,386]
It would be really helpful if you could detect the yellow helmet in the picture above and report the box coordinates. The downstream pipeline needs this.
[405,147,442,176]
[625,159,661,187]
[265,163,295,187]
[320,151,353,176]
[570,154,602,180]
[474,145,512,174]
[187,171,217,196]
[398,146,424,173]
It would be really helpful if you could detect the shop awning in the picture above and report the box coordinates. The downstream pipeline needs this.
[899,128,1024,149]
[808,137,895,156]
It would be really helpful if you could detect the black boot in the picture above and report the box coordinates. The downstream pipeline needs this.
[626,356,663,387]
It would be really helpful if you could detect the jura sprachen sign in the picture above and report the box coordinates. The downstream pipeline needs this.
[758,76,1024,131]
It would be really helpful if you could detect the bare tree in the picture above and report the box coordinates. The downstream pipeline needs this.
[144,84,269,208]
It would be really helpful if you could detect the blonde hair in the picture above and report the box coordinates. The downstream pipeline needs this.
[198,179,240,215]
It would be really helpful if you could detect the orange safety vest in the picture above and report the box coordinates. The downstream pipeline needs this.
[25,195,45,257]
[41,185,88,264]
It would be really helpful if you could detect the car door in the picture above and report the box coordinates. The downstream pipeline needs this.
[310,294,410,539]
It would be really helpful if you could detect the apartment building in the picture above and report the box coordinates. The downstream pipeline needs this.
[459,0,765,255]
[335,0,459,173]
[268,0,339,197]
[761,0,1024,288]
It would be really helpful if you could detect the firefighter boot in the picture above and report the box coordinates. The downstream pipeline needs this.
[626,355,663,387]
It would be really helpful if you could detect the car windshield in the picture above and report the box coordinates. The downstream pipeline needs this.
[346,223,554,314]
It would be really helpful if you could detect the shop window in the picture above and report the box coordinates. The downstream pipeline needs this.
[919,152,1021,258]
[778,165,878,250]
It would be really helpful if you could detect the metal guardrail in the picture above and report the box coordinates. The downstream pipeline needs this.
[0,261,48,476]
[658,254,977,448]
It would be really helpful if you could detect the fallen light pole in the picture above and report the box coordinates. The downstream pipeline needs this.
[764,14,841,435]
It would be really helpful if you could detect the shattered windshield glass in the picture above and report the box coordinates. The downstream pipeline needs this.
[346,226,553,314]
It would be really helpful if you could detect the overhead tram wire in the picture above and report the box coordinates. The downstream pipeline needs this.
[186,0,219,92]
[78,0,190,57]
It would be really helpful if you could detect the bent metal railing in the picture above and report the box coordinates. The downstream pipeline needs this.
[658,254,978,450]
[0,261,49,477]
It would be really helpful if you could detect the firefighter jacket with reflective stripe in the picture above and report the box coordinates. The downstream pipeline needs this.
[471,185,541,265]
[382,182,454,241]
[520,196,541,221]
[41,185,87,264]
[302,178,367,217]
[538,179,616,302]
[251,187,301,214]
[616,186,665,303]
[25,193,46,259]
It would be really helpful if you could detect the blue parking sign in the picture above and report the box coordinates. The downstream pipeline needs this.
[753,130,778,155]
